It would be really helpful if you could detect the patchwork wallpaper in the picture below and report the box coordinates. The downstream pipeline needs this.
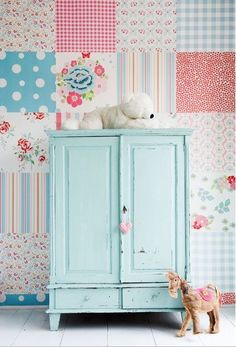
[0,0,235,306]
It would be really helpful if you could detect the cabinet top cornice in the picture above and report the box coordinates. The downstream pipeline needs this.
[46,128,193,138]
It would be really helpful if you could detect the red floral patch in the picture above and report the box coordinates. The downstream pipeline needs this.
[17,138,32,153]
[0,121,10,134]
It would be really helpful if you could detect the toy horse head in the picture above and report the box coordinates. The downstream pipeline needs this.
[166,271,182,298]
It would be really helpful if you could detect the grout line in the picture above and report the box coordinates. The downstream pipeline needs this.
[148,316,157,346]
[59,314,69,347]
[221,310,236,327]
[10,309,34,347]
[106,314,109,347]
[198,334,207,347]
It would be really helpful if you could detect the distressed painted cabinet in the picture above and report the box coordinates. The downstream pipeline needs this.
[46,129,192,330]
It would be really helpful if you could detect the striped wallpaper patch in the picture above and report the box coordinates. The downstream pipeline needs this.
[117,52,176,113]
[0,173,49,235]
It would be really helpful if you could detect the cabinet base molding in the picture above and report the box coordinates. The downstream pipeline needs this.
[47,286,184,330]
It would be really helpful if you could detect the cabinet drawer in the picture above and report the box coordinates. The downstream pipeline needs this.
[55,288,120,310]
[122,288,183,309]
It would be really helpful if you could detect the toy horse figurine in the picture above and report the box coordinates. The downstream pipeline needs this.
[166,272,221,337]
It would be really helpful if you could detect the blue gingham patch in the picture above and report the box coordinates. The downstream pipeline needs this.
[191,232,235,292]
[177,0,235,51]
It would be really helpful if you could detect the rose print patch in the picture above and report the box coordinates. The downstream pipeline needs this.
[0,0,55,51]
[0,234,49,294]
[56,53,117,113]
[176,53,235,112]
[116,0,176,52]
[0,113,56,172]
[190,172,235,232]
[0,52,56,113]
[171,113,235,172]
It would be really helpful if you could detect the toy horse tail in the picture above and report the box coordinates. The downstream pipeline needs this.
[207,284,222,306]
[216,287,222,306]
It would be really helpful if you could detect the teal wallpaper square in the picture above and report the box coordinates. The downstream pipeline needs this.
[0,52,56,113]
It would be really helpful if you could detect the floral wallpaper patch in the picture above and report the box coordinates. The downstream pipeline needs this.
[0,173,49,235]
[170,113,235,172]
[0,52,56,113]
[0,234,49,298]
[190,173,235,232]
[176,53,235,112]
[0,113,56,172]
[56,53,117,113]
[0,0,55,51]
[116,0,176,52]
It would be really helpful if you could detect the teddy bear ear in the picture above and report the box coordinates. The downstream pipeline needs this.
[122,93,134,104]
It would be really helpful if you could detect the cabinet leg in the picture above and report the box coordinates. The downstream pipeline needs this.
[181,311,192,331]
[49,313,61,331]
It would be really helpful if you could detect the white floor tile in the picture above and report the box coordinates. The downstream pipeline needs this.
[197,309,236,346]
[149,312,204,346]
[0,309,32,346]
[221,306,235,326]
[12,310,65,346]
[60,313,107,347]
[0,307,234,346]
[107,313,156,346]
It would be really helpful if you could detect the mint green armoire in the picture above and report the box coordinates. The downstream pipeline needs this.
[46,129,192,330]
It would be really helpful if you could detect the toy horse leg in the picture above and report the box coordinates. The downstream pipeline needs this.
[181,311,192,330]
[191,309,202,335]
[207,310,215,333]
[177,309,191,337]
[211,306,220,333]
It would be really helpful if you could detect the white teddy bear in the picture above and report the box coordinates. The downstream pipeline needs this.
[62,92,159,130]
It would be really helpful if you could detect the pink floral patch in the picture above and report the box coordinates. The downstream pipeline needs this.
[66,92,82,108]
[0,234,49,294]
[227,176,235,190]
[94,64,105,76]
[0,0,55,51]
[192,215,209,230]
[176,53,235,112]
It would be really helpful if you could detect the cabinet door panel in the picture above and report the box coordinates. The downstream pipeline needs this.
[54,137,119,283]
[121,136,186,283]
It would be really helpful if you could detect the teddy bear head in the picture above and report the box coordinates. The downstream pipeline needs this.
[120,92,155,120]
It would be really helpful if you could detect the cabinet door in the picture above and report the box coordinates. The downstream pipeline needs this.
[121,136,186,283]
[54,137,120,283]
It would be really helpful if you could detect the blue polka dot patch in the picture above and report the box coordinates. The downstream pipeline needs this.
[0,52,56,112]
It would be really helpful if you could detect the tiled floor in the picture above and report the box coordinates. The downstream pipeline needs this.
[0,307,235,346]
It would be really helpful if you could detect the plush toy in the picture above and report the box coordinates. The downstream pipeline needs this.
[62,93,159,130]
[167,271,221,337]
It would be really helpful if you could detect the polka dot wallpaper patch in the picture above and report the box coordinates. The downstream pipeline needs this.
[176,52,235,113]
[0,52,56,113]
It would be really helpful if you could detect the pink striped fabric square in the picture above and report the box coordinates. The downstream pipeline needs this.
[56,0,116,52]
